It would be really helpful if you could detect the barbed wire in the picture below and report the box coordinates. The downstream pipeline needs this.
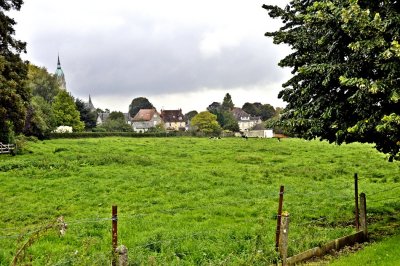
[67,217,113,225]
[1,182,396,240]
[0,226,49,240]
[129,229,257,252]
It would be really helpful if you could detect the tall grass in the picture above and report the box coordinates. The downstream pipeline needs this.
[0,137,398,265]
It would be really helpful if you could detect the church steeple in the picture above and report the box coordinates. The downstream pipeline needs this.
[87,94,96,112]
[57,54,61,68]
[55,54,67,90]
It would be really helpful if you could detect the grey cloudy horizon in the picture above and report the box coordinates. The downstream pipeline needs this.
[12,0,291,113]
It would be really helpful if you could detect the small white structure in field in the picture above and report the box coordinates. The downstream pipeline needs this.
[54,126,73,133]
[245,129,274,138]
[264,129,274,138]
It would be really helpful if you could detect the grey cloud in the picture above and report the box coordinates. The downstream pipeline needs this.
[28,19,286,99]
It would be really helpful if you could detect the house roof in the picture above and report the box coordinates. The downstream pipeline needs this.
[231,108,250,120]
[231,108,261,121]
[160,109,184,123]
[132,109,159,122]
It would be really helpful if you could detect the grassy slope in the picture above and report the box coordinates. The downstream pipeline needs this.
[0,137,398,265]
[329,233,400,265]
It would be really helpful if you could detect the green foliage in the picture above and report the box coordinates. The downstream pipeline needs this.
[222,93,234,110]
[242,102,276,121]
[97,119,133,132]
[0,0,29,143]
[52,90,84,132]
[147,123,166,133]
[48,131,177,139]
[24,64,60,138]
[264,116,289,135]
[75,98,97,130]
[0,138,398,264]
[107,111,125,121]
[264,0,400,160]
[220,110,240,132]
[128,97,154,118]
[23,96,55,138]
[207,97,239,131]
[191,111,222,135]
[184,110,198,123]
[330,233,400,266]
[27,64,60,103]
[96,111,132,132]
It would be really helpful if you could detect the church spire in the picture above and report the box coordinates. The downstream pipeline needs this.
[57,54,61,68]
[55,54,67,90]
[87,94,96,112]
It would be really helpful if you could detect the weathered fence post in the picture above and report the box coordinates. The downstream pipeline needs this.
[354,173,359,231]
[116,245,128,266]
[359,193,368,240]
[279,212,290,266]
[112,205,118,266]
[275,185,285,251]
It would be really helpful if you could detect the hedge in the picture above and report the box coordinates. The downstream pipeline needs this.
[48,131,235,139]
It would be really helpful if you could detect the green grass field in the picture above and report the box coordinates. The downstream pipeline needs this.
[329,233,400,265]
[0,137,399,265]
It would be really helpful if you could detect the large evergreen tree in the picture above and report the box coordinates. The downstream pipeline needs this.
[222,93,234,110]
[207,94,239,131]
[75,98,97,130]
[129,97,154,118]
[264,0,400,160]
[0,0,29,143]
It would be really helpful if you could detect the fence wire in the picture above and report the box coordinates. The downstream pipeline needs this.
[1,175,398,263]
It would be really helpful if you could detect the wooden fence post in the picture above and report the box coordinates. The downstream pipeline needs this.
[359,193,368,240]
[279,212,289,266]
[116,245,128,266]
[275,185,285,251]
[354,173,359,231]
[112,205,118,266]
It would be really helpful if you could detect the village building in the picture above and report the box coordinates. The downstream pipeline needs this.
[131,109,163,133]
[160,109,186,131]
[231,107,262,132]
[96,112,110,125]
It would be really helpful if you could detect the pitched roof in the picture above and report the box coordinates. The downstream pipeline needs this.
[231,108,250,120]
[132,109,159,122]
[160,109,184,122]
[231,107,261,121]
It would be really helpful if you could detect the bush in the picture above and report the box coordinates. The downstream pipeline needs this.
[14,135,37,155]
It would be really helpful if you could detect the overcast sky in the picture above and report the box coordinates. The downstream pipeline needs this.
[12,0,291,113]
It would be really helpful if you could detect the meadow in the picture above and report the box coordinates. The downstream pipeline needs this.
[0,137,399,265]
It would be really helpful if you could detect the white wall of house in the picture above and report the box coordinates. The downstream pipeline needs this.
[238,119,261,131]
[165,121,186,131]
